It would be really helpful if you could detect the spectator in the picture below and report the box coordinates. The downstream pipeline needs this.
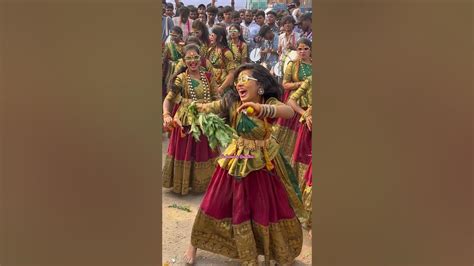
[298,12,312,41]
[287,3,296,18]
[165,3,174,17]
[241,9,259,50]
[162,5,174,42]
[197,4,206,15]
[217,10,224,23]
[231,11,250,43]
[231,11,242,24]
[292,0,302,21]
[222,6,233,27]
[172,6,193,41]
[239,9,246,22]
[250,10,266,49]
[266,11,279,35]
[257,25,279,72]
[188,5,198,20]
[206,6,218,29]
[278,15,300,58]
[198,12,207,23]
[174,1,184,16]
[254,10,266,27]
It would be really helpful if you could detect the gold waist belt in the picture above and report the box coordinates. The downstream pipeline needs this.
[236,137,275,171]
[236,137,271,151]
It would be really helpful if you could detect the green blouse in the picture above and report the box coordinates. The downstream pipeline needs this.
[283,60,312,108]
[164,69,218,126]
[289,76,312,122]
[202,97,284,178]
[201,96,308,221]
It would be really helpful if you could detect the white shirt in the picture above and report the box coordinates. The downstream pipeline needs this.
[242,22,261,50]
[292,8,302,21]
[172,17,194,41]
[278,31,301,59]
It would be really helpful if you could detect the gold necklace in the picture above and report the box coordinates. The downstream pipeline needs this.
[186,70,211,102]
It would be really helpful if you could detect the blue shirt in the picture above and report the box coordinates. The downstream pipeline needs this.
[162,16,174,41]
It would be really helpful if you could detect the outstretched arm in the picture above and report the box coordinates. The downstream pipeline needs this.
[237,101,294,119]
[196,100,223,114]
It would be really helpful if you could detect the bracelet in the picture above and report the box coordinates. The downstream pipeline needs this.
[302,109,311,119]
[258,104,277,118]
[163,112,171,118]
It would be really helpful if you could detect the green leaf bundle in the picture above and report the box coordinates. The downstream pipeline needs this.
[187,103,201,141]
[187,102,236,149]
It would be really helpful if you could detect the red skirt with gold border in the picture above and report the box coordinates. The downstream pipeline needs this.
[191,165,303,265]
[162,125,219,195]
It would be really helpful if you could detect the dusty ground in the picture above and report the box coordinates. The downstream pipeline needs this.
[162,136,312,265]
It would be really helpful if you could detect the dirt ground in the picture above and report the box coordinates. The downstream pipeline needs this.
[162,137,312,265]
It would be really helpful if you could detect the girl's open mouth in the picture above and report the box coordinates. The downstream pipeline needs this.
[238,89,248,98]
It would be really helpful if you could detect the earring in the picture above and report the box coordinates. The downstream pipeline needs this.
[257,87,264,95]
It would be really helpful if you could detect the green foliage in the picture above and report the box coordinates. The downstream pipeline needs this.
[188,102,237,149]
[167,203,192,212]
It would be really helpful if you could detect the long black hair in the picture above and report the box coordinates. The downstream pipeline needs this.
[192,20,210,45]
[220,63,283,120]
[167,44,201,94]
[170,26,183,38]
[258,24,272,38]
[185,36,202,46]
[228,23,246,43]
[211,25,229,49]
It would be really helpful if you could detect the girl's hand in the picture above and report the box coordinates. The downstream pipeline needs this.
[195,103,207,112]
[306,115,312,131]
[237,102,261,116]
[174,118,183,128]
[163,114,173,128]
[294,81,303,90]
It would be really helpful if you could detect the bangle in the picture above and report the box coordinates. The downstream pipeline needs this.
[258,104,277,118]
[258,104,267,118]
[257,104,265,118]
[270,105,276,118]
[163,112,171,117]
[303,109,311,119]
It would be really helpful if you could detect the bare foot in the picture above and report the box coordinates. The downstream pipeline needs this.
[183,245,197,264]
[308,229,312,239]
